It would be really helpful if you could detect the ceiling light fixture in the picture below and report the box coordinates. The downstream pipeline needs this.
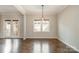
[42,5,44,20]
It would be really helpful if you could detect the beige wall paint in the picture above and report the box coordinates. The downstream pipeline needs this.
[0,15,2,37]
[26,15,58,38]
[0,14,58,38]
[58,5,79,51]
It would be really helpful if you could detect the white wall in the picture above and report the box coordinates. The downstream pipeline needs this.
[26,15,58,38]
[58,5,79,51]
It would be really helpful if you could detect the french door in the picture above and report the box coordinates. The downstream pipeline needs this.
[4,20,19,37]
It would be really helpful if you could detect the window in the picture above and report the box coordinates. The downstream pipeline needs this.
[33,19,50,32]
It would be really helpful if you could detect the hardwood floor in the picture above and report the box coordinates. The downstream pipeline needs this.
[0,38,78,53]
[20,38,78,53]
[49,39,77,53]
[20,39,33,53]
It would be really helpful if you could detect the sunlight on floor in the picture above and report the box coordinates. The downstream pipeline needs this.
[32,40,50,53]
[12,39,20,53]
[42,41,50,53]
[3,39,20,53]
[32,40,41,53]
[3,39,12,53]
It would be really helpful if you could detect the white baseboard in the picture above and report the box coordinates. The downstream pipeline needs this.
[26,37,58,39]
[58,38,79,52]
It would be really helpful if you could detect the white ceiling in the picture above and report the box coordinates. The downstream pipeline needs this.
[0,5,68,16]
[21,5,68,16]
[0,5,18,13]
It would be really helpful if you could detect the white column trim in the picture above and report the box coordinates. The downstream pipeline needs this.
[23,15,27,40]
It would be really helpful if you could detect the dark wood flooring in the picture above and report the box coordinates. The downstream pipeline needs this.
[20,38,78,53]
[0,38,78,53]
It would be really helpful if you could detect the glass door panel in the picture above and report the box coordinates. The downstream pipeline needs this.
[5,20,11,37]
[12,20,19,36]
